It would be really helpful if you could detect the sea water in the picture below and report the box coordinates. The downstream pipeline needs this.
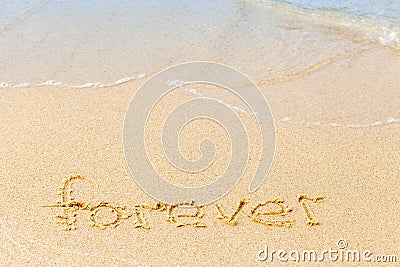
[0,0,399,127]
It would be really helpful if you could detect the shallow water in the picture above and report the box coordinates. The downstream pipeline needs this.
[277,0,400,24]
[0,0,365,84]
[0,0,399,127]
[250,0,400,48]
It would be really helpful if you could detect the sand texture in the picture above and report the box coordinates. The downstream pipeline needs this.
[0,47,399,266]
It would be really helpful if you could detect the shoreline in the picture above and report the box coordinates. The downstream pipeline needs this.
[0,21,399,265]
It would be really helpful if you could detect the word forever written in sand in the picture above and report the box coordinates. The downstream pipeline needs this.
[43,175,327,231]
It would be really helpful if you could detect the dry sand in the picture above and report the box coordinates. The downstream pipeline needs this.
[0,47,399,266]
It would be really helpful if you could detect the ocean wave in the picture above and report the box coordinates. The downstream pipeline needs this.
[246,0,400,49]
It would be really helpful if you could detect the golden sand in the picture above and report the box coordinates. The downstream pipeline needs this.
[0,47,399,265]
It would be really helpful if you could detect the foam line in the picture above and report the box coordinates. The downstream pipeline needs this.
[0,74,146,90]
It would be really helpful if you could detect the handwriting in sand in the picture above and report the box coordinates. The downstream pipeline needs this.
[43,175,327,231]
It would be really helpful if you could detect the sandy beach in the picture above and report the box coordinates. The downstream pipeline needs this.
[1,0,400,265]
[0,45,399,265]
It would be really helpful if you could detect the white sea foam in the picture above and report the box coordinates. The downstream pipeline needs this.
[13,82,30,88]
[248,0,400,50]
[37,80,62,87]
[182,84,400,128]
[0,82,11,88]
[371,121,384,126]
[2,73,399,129]
[110,77,133,85]
[379,28,399,48]
[71,82,102,89]
[1,75,146,90]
